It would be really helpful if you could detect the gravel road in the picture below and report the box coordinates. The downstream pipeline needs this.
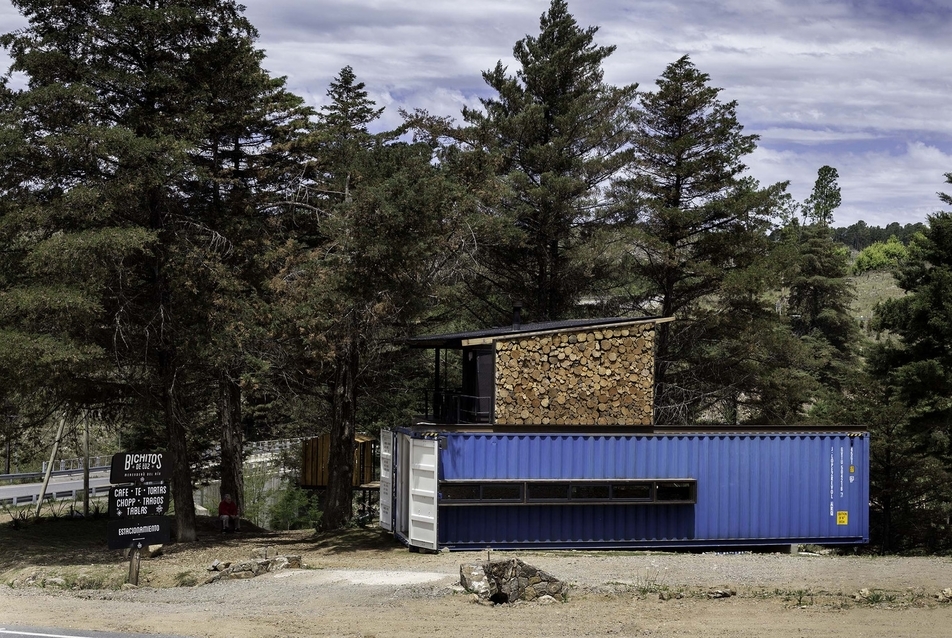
[3,547,952,637]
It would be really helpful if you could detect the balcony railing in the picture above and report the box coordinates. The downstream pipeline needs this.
[420,390,492,424]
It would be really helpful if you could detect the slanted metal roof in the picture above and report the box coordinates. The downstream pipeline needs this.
[405,316,672,349]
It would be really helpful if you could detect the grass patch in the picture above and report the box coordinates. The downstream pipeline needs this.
[3,565,127,590]
[308,526,403,553]
[857,589,897,605]
[633,567,668,596]
[781,588,814,606]
[849,270,904,321]
[174,570,200,587]
[0,514,113,571]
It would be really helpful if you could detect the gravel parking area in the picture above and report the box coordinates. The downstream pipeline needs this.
[3,537,952,637]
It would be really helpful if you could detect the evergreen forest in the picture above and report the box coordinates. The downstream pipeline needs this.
[1,0,951,553]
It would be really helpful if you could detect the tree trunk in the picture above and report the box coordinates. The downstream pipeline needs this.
[218,371,244,513]
[318,337,358,531]
[162,353,197,542]
[653,320,671,425]
[880,446,893,554]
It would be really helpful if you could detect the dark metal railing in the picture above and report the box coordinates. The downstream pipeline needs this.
[420,390,492,424]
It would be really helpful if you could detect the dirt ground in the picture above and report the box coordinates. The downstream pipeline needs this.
[2,522,952,638]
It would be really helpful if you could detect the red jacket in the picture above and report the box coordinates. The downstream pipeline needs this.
[219,499,238,516]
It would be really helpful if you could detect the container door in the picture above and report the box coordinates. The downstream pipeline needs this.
[379,429,393,532]
[396,433,409,539]
[408,437,438,550]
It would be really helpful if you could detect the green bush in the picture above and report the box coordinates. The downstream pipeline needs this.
[853,236,909,275]
[267,484,321,530]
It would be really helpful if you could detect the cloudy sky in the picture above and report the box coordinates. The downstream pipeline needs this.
[2,0,951,227]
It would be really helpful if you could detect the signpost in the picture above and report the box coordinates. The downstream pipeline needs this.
[108,452,172,584]
[108,483,170,518]
[107,516,172,550]
[109,452,171,484]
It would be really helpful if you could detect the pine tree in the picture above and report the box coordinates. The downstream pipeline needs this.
[313,66,384,194]
[802,165,841,226]
[305,66,384,531]
[787,226,857,348]
[866,184,952,551]
[0,0,310,540]
[454,0,637,321]
[782,166,858,400]
[269,67,472,530]
[611,55,790,424]
[872,204,952,457]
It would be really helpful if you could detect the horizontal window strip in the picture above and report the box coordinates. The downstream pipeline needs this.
[438,479,696,505]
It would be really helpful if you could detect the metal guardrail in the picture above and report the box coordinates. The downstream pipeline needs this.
[1,484,112,507]
[41,455,111,473]
[1,438,303,497]
[246,438,304,455]
[0,466,110,483]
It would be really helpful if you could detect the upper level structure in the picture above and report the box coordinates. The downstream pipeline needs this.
[407,315,672,428]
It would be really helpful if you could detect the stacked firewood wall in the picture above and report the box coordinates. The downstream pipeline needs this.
[494,325,655,426]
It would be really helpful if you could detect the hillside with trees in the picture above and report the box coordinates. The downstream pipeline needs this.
[1,0,949,552]
[833,220,927,251]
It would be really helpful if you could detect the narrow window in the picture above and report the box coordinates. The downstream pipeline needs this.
[527,483,570,500]
[611,483,652,500]
[441,484,479,500]
[656,481,695,502]
[481,483,522,501]
[570,484,610,500]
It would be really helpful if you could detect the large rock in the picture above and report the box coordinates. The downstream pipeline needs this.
[205,555,302,584]
[251,546,277,559]
[460,563,490,597]
[460,558,566,604]
[146,544,164,558]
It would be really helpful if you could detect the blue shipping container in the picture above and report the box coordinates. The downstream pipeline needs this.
[386,429,869,550]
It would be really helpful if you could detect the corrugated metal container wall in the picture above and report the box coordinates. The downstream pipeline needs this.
[435,432,868,549]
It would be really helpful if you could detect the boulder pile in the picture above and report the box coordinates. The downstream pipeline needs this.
[460,558,567,604]
[205,550,302,583]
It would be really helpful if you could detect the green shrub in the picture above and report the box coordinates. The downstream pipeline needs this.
[853,236,908,275]
[267,484,321,530]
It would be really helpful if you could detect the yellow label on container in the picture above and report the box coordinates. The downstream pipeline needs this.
[836,511,849,525]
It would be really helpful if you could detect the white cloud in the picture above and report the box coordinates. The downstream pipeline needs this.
[758,128,881,145]
[750,142,952,227]
[2,0,950,227]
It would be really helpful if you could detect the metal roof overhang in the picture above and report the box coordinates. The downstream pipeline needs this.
[405,316,674,349]
[402,422,867,435]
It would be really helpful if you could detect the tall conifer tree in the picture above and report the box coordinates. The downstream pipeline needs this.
[0,0,309,539]
[873,203,952,456]
[270,67,472,530]
[866,190,952,551]
[611,56,790,424]
[784,166,858,392]
[456,0,637,322]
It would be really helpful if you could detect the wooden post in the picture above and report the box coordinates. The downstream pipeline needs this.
[35,416,67,517]
[432,347,440,418]
[127,545,141,586]
[83,414,90,518]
